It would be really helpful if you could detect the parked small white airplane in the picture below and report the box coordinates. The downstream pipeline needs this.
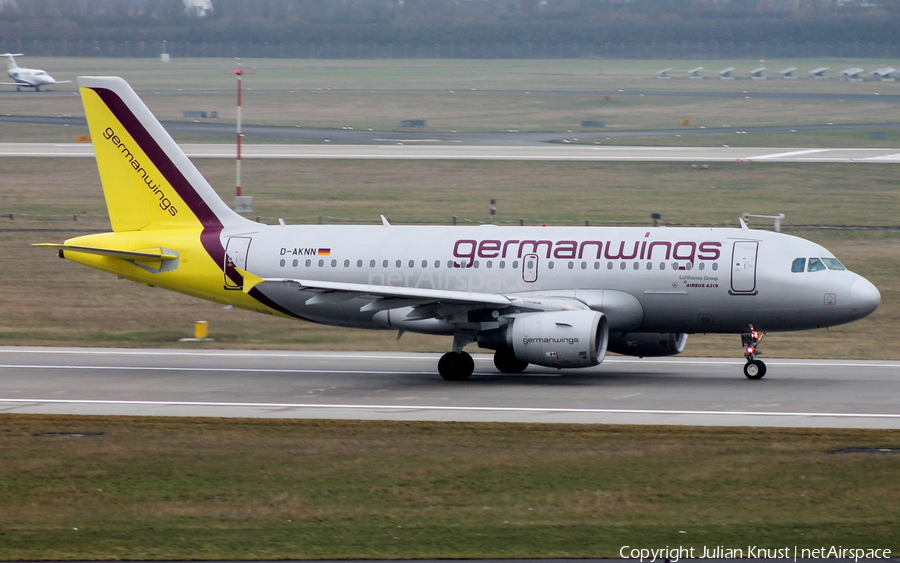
[36,77,881,381]
[1,53,70,90]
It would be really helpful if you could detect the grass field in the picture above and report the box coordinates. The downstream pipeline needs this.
[0,415,898,559]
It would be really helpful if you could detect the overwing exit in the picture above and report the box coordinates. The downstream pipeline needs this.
[36,77,881,381]
[1,53,71,91]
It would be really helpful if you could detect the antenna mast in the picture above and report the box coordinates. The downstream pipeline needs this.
[227,61,255,212]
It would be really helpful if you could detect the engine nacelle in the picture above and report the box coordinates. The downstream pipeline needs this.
[508,310,609,369]
[607,332,688,357]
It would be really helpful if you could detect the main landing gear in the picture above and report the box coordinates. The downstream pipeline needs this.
[438,332,476,381]
[741,326,766,380]
[438,351,474,381]
[493,348,528,374]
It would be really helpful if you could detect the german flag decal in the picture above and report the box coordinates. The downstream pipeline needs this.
[317,248,331,256]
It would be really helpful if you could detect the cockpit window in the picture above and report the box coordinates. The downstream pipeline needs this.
[791,258,806,273]
[822,258,846,271]
[807,257,826,272]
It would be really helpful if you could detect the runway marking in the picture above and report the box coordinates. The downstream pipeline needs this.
[860,153,900,162]
[1,398,899,420]
[2,144,900,163]
[2,350,900,369]
[748,149,829,160]
[0,364,419,375]
[0,349,447,361]
[3,359,900,371]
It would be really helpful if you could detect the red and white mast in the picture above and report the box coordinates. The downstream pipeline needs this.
[227,62,254,210]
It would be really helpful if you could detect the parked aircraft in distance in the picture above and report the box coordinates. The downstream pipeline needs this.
[1,53,70,90]
[36,77,881,381]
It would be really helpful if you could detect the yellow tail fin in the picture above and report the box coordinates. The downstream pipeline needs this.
[79,76,252,232]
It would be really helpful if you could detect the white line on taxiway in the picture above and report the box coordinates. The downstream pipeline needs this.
[2,398,899,420]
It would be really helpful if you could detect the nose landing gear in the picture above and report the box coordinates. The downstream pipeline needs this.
[741,326,766,379]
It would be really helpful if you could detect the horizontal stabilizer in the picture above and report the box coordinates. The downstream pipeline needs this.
[33,243,178,262]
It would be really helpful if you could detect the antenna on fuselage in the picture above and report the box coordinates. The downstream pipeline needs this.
[741,213,785,232]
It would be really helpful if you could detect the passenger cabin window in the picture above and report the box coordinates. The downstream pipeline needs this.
[823,258,846,271]
[807,257,826,272]
[791,258,806,273]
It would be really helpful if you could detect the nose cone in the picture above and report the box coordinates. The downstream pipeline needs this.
[850,277,880,320]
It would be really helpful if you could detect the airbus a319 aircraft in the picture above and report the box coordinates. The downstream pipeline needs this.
[37,77,881,380]
[1,53,71,91]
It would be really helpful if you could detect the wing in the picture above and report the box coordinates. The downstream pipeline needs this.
[237,268,591,315]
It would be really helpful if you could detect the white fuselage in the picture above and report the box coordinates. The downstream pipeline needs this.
[220,224,880,335]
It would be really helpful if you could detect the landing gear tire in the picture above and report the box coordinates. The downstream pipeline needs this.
[743,360,767,380]
[493,348,528,374]
[438,351,475,381]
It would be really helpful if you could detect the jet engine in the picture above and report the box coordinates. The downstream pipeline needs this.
[607,332,688,357]
[479,310,609,369]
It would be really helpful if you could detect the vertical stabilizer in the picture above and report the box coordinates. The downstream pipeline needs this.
[78,76,255,232]
[1,53,22,71]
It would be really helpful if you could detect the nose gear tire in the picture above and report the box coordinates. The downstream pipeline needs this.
[744,359,767,380]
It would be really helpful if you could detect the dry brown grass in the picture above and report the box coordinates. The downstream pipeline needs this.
[0,415,898,558]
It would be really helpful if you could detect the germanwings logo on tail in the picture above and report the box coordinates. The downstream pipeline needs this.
[102,126,178,216]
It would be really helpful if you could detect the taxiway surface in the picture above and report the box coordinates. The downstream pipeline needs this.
[1,347,899,428]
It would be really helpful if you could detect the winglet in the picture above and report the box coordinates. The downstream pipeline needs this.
[381,215,391,226]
